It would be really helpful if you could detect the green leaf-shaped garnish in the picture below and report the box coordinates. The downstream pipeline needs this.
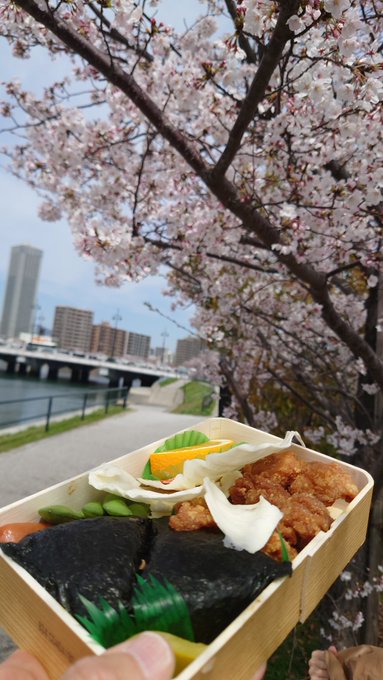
[77,596,136,647]
[154,430,210,453]
[141,459,158,481]
[77,575,194,648]
[141,430,210,480]
[133,575,194,642]
[277,529,290,562]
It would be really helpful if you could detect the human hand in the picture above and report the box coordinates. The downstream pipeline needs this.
[0,631,175,680]
[0,631,267,680]
[308,645,337,680]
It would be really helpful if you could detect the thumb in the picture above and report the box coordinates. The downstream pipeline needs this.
[62,631,175,680]
[250,662,267,680]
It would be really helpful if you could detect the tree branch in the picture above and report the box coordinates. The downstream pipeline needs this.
[326,261,361,280]
[12,0,383,390]
[146,237,278,273]
[219,356,255,425]
[87,1,154,62]
[213,0,300,177]
[224,0,258,64]
[13,0,210,179]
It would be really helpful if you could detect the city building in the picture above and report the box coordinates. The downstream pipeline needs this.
[151,346,164,360]
[150,346,173,365]
[126,331,151,359]
[174,336,205,366]
[52,306,93,353]
[90,322,127,358]
[0,245,43,339]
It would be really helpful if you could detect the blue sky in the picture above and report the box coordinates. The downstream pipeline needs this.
[0,2,211,352]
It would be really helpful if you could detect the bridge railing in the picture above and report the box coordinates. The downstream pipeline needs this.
[0,386,129,432]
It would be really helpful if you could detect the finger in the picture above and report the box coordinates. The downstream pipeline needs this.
[250,662,267,680]
[61,631,175,680]
[309,650,328,669]
[308,650,331,680]
[0,650,50,680]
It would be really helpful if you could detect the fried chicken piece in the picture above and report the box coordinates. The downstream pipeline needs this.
[278,523,298,547]
[289,462,359,506]
[229,475,291,510]
[242,450,305,488]
[169,497,216,532]
[228,474,255,504]
[262,530,298,562]
[280,493,333,549]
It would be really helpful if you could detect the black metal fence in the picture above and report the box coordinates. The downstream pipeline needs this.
[0,386,129,432]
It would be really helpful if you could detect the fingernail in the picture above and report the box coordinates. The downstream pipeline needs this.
[115,631,175,679]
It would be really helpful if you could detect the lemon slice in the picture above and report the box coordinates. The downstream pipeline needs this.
[150,439,234,479]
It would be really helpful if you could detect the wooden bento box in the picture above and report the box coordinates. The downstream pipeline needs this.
[0,418,374,680]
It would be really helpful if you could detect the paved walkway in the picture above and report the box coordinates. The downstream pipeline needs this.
[0,405,204,661]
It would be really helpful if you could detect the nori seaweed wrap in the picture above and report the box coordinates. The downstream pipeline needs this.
[2,516,291,643]
[2,517,152,616]
[144,518,292,643]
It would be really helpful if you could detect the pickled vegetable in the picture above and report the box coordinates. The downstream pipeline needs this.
[0,522,50,543]
[158,632,207,673]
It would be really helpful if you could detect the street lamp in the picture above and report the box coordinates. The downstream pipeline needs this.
[111,309,122,358]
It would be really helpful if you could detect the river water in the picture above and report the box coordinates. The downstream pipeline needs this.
[0,368,110,430]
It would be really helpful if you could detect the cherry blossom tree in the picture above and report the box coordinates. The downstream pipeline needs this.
[0,0,382,645]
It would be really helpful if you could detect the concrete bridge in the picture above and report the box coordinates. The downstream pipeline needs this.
[0,346,178,388]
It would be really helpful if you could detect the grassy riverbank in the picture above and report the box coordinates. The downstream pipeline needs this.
[0,405,128,453]
[172,380,216,416]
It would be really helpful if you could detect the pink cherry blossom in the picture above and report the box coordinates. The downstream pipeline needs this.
[0,0,382,480]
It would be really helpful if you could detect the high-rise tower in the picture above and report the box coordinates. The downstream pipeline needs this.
[0,245,43,339]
